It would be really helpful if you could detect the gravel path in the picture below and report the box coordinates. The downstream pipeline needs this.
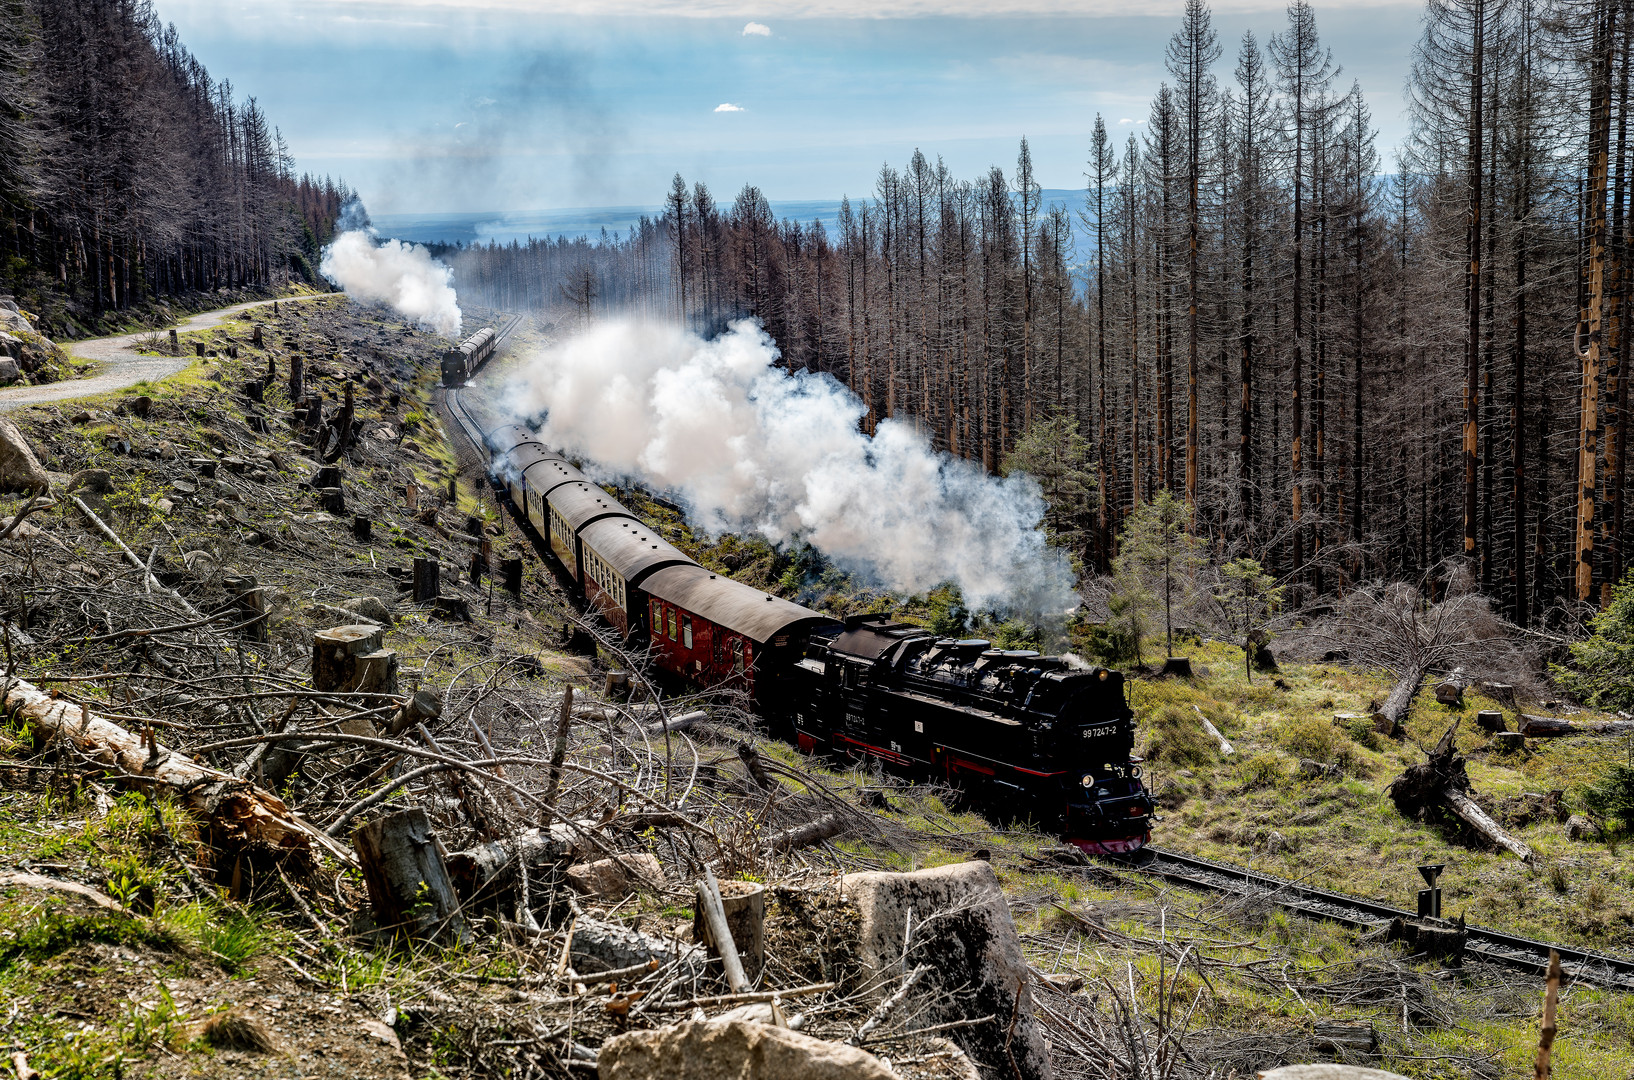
[0,293,332,413]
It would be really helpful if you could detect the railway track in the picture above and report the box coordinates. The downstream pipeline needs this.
[1119,845,1634,992]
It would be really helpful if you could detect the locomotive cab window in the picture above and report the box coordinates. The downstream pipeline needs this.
[682,616,693,649]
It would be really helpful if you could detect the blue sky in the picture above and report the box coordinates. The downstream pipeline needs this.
[157,0,1424,215]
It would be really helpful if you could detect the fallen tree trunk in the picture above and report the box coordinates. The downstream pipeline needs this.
[1387,721,1532,862]
[1441,788,1533,863]
[763,813,847,854]
[1373,668,1424,736]
[1519,714,1634,738]
[0,677,354,866]
[1434,666,1469,707]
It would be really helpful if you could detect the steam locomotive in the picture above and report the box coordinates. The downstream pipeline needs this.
[441,327,498,387]
[476,416,1153,853]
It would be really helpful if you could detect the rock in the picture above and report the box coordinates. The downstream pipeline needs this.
[0,514,40,538]
[69,410,91,425]
[1566,814,1602,841]
[1259,1069,1411,1080]
[1297,759,1338,780]
[597,1020,894,1080]
[342,595,396,627]
[566,853,664,898]
[0,419,51,493]
[841,861,1051,1080]
[0,309,30,333]
[0,358,19,384]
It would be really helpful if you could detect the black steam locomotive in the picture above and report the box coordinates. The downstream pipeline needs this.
[476,416,1153,854]
[441,327,498,387]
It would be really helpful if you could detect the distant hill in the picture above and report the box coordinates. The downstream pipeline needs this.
[374,189,1092,250]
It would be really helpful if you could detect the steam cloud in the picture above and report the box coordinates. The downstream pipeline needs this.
[504,319,1074,614]
[320,227,462,339]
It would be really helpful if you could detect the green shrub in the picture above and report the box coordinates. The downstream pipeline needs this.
[1143,704,1215,767]
[1553,570,1634,710]
[1274,715,1343,762]
[1581,763,1634,834]
[1237,752,1288,790]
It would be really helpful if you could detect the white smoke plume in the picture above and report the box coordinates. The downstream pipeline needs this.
[320,228,462,339]
[504,319,1075,615]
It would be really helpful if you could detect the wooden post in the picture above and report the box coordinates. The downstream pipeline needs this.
[353,809,468,944]
[412,558,440,603]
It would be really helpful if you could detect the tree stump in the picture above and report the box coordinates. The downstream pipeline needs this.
[352,516,372,542]
[312,624,397,695]
[194,341,205,358]
[168,329,179,356]
[353,809,468,944]
[221,574,267,643]
[502,558,523,597]
[318,487,345,514]
[288,355,304,402]
[405,484,419,513]
[469,551,484,586]
[252,324,264,348]
[1475,710,1506,733]
[693,879,765,984]
[1495,732,1526,754]
[1159,656,1194,678]
[412,558,440,603]
[241,380,264,404]
[312,465,341,489]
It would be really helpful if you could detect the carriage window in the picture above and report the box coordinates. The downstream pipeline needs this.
[667,609,677,640]
[713,633,723,664]
[651,599,662,629]
[682,616,693,649]
[731,639,744,672]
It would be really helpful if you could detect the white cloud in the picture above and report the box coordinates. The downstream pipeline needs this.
[714,102,745,112]
[200,0,1417,19]
[742,20,771,34]
[1118,117,1133,124]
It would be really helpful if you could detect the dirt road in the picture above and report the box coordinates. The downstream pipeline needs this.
[0,293,333,413]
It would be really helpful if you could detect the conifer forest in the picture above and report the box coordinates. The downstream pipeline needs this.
[451,0,1634,630]
[0,0,352,330]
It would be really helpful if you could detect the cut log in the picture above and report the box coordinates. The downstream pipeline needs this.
[0,678,352,866]
[1193,705,1234,754]
[569,915,704,977]
[1441,788,1533,863]
[352,808,468,944]
[1311,1020,1379,1055]
[1372,668,1423,738]
[1519,714,1634,738]
[445,826,576,901]
[763,813,847,854]
[642,710,707,737]
[1435,668,1469,707]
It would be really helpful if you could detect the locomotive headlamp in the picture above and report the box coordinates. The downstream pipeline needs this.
[1081,773,1095,789]
[1098,670,1108,680]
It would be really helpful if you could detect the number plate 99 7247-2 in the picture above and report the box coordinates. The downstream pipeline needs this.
[1079,724,1118,740]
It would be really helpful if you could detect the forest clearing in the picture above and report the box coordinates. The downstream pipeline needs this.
[3,0,1634,1077]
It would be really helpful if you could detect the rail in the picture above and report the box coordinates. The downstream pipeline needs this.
[1114,846,1634,992]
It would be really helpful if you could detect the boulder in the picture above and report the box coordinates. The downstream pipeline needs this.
[0,419,51,493]
[597,1020,894,1080]
[0,330,20,357]
[342,594,396,627]
[0,358,19,384]
[0,309,30,334]
[841,861,1051,1080]
[566,853,664,898]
